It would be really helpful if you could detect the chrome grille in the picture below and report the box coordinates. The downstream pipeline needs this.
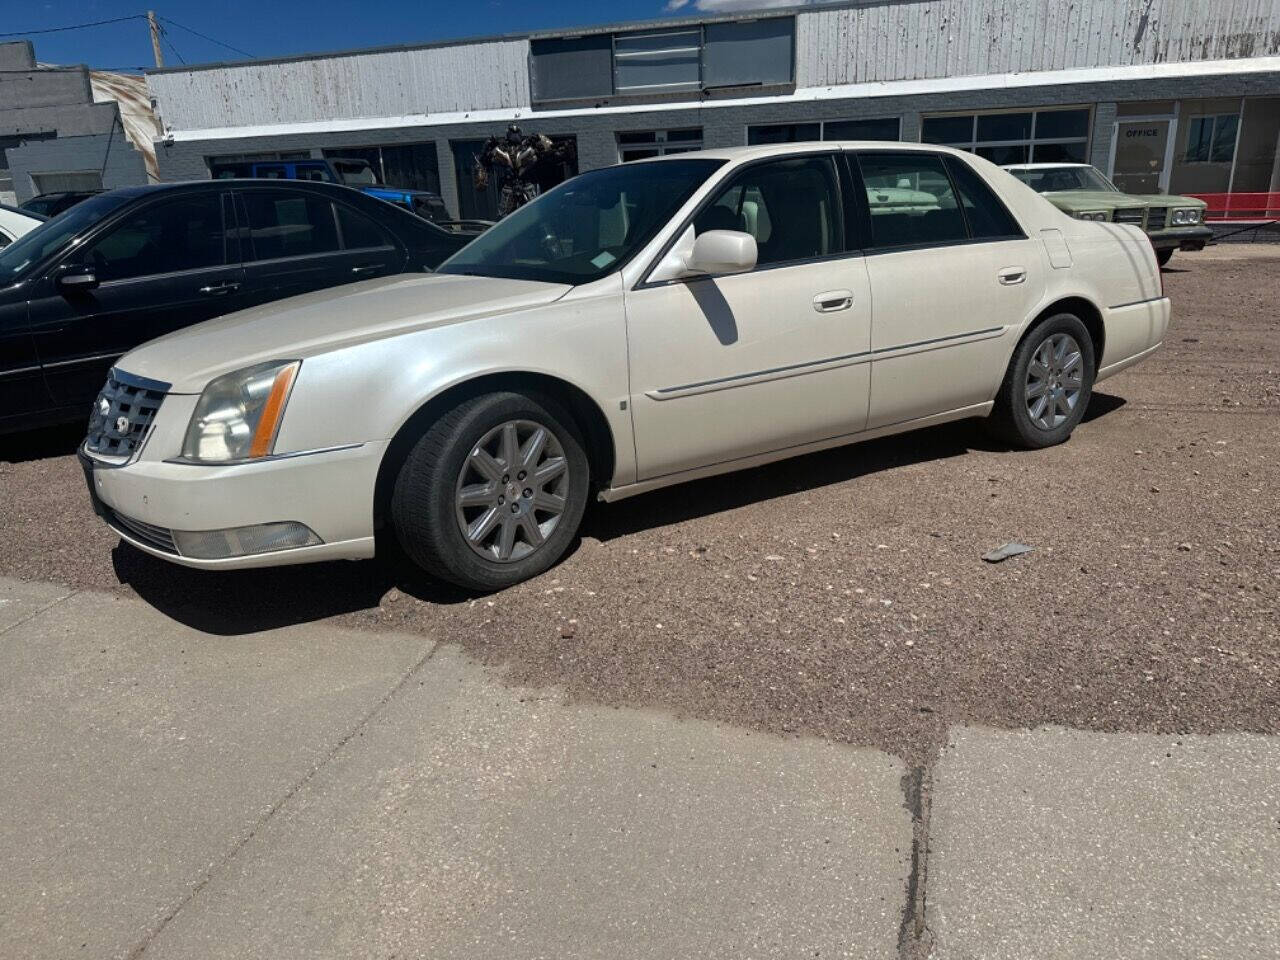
[108,510,178,554]
[1146,207,1168,231]
[1113,208,1146,227]
[85,369,169,458]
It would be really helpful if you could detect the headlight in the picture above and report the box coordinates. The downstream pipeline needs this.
[181,360,300,463]
[1076,211,1107,221]
[1172,208,1202,225]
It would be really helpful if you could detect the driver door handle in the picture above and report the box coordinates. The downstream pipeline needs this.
[813,290,854,313]
[198,281,240,296]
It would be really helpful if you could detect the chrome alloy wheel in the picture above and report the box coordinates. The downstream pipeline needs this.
[1025,332,1085,431]
[454,419,569,563]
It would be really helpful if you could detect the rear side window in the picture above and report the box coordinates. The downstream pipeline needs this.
[242,190,340,260]
[692,155,843,268]
[945,156,1023,239]
[857,153,967,249]
[82,194,226,281]
[336,204,392,250]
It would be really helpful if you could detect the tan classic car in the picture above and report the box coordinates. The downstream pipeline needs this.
[82,144,1168,590]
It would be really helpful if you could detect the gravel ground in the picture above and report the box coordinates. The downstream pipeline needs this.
[2,255,1277,766]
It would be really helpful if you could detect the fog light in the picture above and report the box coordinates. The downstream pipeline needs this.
[172,521,322,560]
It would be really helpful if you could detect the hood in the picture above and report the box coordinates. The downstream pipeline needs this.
[1041,190,1147,208]
[119,273,570,393]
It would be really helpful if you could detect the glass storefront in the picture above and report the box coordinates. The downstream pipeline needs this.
[921,107,1091,165]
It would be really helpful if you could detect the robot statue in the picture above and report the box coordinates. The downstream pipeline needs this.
[472,124,577,218]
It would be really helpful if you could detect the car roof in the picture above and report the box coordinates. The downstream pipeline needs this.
[635,141,974,164]
[1002,163,1092,170]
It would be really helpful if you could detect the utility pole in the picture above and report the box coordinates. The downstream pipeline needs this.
[147,11,164,69]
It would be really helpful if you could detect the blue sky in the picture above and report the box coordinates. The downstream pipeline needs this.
[10,1,815,71]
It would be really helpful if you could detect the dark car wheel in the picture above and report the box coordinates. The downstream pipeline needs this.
[1156,248,1174,267]
[391,391,590,591]
[989,313,1096,449]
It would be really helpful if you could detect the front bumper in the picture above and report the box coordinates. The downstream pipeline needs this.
[81,440,387,570]
[1149,225,1213,251]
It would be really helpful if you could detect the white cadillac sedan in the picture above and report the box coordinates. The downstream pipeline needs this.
[81,143,1168,590]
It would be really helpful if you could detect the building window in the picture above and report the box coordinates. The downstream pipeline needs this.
[529,17,793,104]
[922,108,1091,164]
[322,143,441,194]
[747,117,900,145]
[1184,114,1239,164]
[30,170,104,194]
[618,129,702,162]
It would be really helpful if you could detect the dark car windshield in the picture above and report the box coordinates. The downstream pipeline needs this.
[0,192,130,285]
[1010,166,1118,193]
[437,158,725,285]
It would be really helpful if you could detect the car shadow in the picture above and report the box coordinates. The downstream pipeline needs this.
[113,532,475,636]
[584,392,1127,542]
[114,392,1127,633]
[1,422,83,464]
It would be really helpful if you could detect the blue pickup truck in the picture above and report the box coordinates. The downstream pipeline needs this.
[210,158,489,235]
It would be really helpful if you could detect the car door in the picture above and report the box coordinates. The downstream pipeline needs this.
[851,151,1046,429]
[29,188,243,409]
[625,152,873,481]
[233,186,401,311]
[0,294,52,430]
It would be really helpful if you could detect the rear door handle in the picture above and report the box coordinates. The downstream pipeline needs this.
[998,267,1027,285]
[813,289,854,312]
[198,281,240,296]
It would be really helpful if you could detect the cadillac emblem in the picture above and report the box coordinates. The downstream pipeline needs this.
[115,415,131,434]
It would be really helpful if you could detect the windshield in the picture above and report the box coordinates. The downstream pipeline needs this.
[438,158,725,285]
[0,192,130,286]
[333,161,378,186]
[1010,166,1118,193]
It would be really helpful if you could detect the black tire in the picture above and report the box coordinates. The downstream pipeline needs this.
[988,312,1096,449]
[391,391,590,591]
[1156,248,1174,267]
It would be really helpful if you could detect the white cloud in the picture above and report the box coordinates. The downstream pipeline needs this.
[664,0,691,9]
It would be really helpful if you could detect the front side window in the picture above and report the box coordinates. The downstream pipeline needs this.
[0,192,128,285]
[241,190,340,260]
[857,153,967,248]
[693,155,843,267]
[438,158,724,285]
[81,194,226,282]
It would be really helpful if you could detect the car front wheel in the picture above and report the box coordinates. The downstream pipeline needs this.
[989,313,1096,449]
[1156,248,1174,267]
[391,391,590,590]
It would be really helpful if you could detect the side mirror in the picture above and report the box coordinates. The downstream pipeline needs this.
[649,225,758,283]
[689,230,757,276]
[58,265,99,292]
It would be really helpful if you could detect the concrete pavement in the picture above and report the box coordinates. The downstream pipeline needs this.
[1,575,1277,959]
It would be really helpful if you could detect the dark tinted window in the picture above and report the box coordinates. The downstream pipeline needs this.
[242,190,339,260]
[747,123,820,145]
[1032,141,1089,163]
[83,194,225,281]
[693,155,843,267]
[945,157,1023,239]
[0,193,127,284]
[857,153,967,249]
[977,112,1032,142]
[975,143,1029,165]
[336,204,391,249]
[922,115,973,144]
[1035,109,1090,139]
[824,117,901,141]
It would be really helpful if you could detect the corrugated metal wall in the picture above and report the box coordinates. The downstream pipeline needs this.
[147,39,530,132]
[797,0,1280,87]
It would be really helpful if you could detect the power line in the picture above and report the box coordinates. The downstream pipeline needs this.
[158,23,187,65]
[0,14,146,39]
[158,16,253,59]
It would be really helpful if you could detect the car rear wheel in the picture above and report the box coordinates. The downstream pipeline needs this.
[391,391,589,590]
[989,313,1096,449]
